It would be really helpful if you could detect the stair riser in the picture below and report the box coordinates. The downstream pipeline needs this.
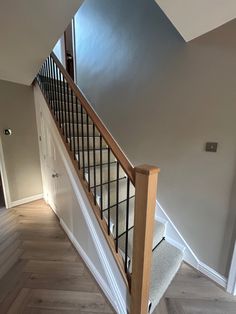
[103,197,135,237]
[70,137,107,151]
[40,78,67,88]
[63,124,100,137]
[118,220,166,266]
[85,163,126,187]
[51,92,76,102]
[58,112,93,125]
[76,150,116,167]
[95,179,135,210]
[52,101,82,113]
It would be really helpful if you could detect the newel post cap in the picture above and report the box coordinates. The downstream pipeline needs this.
[134,164,160,176]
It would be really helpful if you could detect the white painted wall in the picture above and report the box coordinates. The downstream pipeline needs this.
[74,0,236,277]
[155,0,236,41]
[34,84,128,313]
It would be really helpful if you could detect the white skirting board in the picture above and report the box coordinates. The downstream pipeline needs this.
[9,194,43,208]
[197,261,227,288]
[60,218,120,312]
[227,241,236,295]
[156,200,227,289]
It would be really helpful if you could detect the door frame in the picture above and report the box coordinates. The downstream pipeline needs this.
[71,17,77,82]
[0,136,11,208]
[227,241,236,295]
[64,18,77,81]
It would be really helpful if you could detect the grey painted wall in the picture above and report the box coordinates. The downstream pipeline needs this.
[0,80,42,202]
[74,0,236,276]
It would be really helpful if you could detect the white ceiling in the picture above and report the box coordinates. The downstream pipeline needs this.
[155,0,236,41]
[0,0,83,85]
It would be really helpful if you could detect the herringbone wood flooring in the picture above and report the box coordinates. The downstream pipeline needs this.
[0,199,235,313]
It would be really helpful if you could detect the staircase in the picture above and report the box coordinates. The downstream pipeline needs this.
[36,53,183,313]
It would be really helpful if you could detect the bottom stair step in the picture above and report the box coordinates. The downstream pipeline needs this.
[119,220,165,264]
[149,241,183,312]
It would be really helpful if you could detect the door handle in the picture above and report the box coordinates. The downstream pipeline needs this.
[52,173,59,178]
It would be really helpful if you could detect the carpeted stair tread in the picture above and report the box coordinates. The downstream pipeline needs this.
[118,220,165,263]
[149,241,183,312]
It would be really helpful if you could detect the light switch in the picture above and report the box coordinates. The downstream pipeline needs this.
[205,142,218,152]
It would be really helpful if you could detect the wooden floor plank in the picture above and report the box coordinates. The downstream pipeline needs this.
[23,260,85,276]
[24,272,99,293]
[0,200,115,313]
[26,289,114,313]
[6,288,32,314]
[1,199,235,314]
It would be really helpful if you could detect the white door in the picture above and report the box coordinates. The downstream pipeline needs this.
[39,112,59,213]
[45,129,58,210]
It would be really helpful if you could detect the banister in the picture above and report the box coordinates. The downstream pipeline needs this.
[36,55,160,313]
[51,52,135,185]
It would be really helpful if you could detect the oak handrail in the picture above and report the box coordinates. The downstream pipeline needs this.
[51,52,135,185]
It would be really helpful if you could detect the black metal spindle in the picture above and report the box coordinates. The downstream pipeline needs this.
[62,76,68,141]
[52,61,59,123]
[125,178,130,273]
[75,97,80,168]
[49,58,55,111]
[50,57,56,115]
[38,64,43,90]
[81,106,86,179]
[46,58,51,106]
[86,113,91,190]
[56,66,63,133]
[93,124,97,205]
[107,148,111,235]
[43,59,48,92]
[60,71,66,135]
[42,62,47,95]
[71,90,76,159]
[100,135,103,219]
[37,65,41,86]
[52,59,60,119]
[115,162,120,252]
[66,82,72,149]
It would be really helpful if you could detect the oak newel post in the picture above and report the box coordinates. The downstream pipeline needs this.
[130,165,159,314]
